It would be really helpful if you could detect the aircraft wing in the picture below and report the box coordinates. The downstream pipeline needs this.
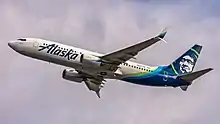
[100,28,167,67]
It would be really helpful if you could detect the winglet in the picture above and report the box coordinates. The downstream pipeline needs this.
[158,28,168,39]
[157,28,168,43]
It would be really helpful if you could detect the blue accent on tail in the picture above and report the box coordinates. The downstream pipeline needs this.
[164,44,202,76]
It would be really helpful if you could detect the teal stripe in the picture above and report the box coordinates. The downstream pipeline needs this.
[123,66,164,79]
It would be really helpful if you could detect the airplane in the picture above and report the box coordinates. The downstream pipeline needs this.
[8,29,213,98]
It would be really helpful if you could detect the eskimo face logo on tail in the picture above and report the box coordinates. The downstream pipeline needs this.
[179,55,195,73]
[38,44,79,60]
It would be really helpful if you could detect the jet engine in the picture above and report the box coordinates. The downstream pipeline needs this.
[62,69,84,83]
[80,54,102,67]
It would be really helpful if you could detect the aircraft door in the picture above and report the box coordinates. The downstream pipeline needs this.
[33,41,39,48]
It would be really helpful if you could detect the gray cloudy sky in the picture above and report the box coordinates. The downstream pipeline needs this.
[1,0,220,124]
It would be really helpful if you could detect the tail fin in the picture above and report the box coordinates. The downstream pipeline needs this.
[178,68,213,91]
[165,44,202,76]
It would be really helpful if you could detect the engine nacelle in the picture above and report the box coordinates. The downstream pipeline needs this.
[62,69,83,83]
[80,54,102,67]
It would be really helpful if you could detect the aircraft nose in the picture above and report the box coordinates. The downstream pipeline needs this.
[8,41,13,48]
[8,41,16,48]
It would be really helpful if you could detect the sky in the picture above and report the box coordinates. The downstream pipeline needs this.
[1,0,220,124]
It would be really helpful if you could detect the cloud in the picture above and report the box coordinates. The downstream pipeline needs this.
[0,0,220,124]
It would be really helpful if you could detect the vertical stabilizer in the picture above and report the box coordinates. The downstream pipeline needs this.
[165,44,202,76]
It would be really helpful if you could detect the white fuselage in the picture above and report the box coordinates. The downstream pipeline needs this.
[8,38,157,79]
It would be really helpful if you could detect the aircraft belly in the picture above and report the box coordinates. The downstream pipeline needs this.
[122,77,165,86]
[121,75,183,87]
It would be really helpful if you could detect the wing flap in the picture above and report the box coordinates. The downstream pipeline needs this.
[84,78,105,98]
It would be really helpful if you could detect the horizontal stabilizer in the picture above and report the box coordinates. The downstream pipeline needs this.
[179,68,213,82]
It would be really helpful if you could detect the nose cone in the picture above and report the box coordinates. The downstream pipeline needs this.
[8,41,16,49]
[8,41,20,52]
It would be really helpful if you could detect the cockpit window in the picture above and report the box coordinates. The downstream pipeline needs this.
[17,38,26,41]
